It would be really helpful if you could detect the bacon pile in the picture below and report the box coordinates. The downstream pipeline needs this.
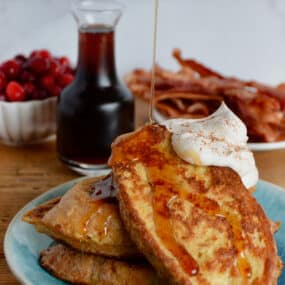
[126,49,285,142]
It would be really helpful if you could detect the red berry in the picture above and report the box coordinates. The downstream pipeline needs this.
[6,81,26,102]
[14,54,27,64]
[0,94,5,101]
[58,56,70,67]
[61,65,74,74]
[23,82,36,96]
[49,59,61,76]
[37,49,51,59]
[50,85,61,97]
[58,74,74,87]
[1,60,21,79]
[20,70,36,82]
[30,49,51,59]
[0,71,7,91]
[31,89,48,100]
[70,69,76,76]
[28,56,50,74]
[40,75,54,89]
[30,50,38,58]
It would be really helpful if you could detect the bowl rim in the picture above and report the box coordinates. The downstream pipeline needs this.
[0,96,57,105]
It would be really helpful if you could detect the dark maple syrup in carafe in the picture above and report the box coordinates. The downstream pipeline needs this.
[57,25,134,169]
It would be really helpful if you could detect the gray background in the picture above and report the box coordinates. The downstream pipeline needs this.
[0,0,285,84]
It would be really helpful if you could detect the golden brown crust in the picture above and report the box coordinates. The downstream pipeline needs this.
[110,125,282,285]
[40,243,163,285]
[22,176,139,258]
[23,197,61,224]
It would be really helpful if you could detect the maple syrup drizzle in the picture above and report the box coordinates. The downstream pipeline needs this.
[149,167,200,276]
[81,176,116,238]
[149,163,251,279]
[81,200,104,235]
[183,193,252,279]
[148,0,159,124]
[153,183,199,276]
[81,199,115,239]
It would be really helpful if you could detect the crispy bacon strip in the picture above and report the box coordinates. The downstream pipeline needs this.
[173,49,224,79]
[154,91,223,102]
[126,50,285,142]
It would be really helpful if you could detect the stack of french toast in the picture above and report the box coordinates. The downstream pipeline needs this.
[23,125,282,285]
[23,174,163,285]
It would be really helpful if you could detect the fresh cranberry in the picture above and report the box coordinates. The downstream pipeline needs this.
[30,50,38,58]
[1,60,21,79]
[14,54,27,64]
[23,82,36,97]
[70,68,76,76]
[20,70,36,82]
[0,71,7,91]
[58,74,74,87]
[37,49,52,59]
[40,75,55,90]
[32,89,48,100]
[6,81,26,102]
[30,49,51,59]
[28,56,50,74]
[61,65,74,75]
[49,59,61,76]
[58,56,70,67]
[50,85,61,97]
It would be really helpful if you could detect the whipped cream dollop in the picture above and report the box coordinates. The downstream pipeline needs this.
[162,103,258,189]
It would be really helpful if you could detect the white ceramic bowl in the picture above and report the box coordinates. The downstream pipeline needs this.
[0,97,57,145]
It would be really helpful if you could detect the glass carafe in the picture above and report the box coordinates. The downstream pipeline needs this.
[57,0,134,175]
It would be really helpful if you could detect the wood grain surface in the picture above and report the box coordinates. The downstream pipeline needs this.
[1,98,284,284]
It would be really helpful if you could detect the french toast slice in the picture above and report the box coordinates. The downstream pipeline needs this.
[109,125,282,285]
[40,243,163,285]
[23,176,139,258]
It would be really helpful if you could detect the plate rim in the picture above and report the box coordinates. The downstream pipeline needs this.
[248,141,285,151]
[4,178,285,285]
[4,177,84,285]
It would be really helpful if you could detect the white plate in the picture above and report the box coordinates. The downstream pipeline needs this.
[248,141,285,151]
[153,109,285,152]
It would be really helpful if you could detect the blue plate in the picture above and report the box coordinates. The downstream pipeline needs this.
[4,178,285,285]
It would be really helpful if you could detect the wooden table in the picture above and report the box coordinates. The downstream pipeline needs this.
[1,98,285,284]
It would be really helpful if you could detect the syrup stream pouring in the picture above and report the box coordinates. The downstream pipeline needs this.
[148,0,159,124]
